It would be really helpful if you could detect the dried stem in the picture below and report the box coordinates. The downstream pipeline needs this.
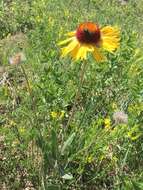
[20,65,32,96]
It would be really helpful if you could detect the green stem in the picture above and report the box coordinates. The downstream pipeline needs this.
[66,60,87,128]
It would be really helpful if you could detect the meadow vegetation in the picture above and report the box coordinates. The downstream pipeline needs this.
[0,0,143,189]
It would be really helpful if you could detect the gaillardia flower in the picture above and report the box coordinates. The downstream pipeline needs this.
[59,22,120,61]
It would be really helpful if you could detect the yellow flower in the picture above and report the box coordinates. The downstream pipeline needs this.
[104,118,111,129]
[51,110,65,119]
[51,111,58,118]
[112,102,118,110]
[127,131,141,141]
[127,125,141,141]
[59,22,120,62]
[19,127,25,134]
[60,110,65,118]
[86,155,93,163]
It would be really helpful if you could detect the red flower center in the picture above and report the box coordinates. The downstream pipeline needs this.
[76,22,101,45]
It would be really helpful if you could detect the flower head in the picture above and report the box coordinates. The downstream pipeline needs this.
[50,110,65,119]
[51,111,58,119]
[86,155,94,163]
[59,22,120,61]
[9,52,26,65]
[104,117,111,129]
[113,111,128,125]
[127,125,141,141]
[19,127,26,134]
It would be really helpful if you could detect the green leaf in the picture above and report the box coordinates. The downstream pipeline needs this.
[45,184,61,190]
[62,173,73,180]
[132,180,143,190]
[61,132,76,155]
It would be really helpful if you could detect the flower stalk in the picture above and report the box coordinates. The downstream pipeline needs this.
[66,60,87,128]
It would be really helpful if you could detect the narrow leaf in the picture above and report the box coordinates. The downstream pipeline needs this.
[61,132,75,155]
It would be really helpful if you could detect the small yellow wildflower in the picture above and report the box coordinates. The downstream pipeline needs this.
[127,131,141,141]
[51,111,58,119]
[127,133,141,141]
[127,125,141,141]
[112,102,118,110]
[104,118,111,129]
[51,111,65,119]
[19,127,25,134]
[86,155,93,163]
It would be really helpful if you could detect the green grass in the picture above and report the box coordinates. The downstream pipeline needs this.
[0,0,143,189]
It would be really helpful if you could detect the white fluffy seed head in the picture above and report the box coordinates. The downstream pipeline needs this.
[113,111,128,124]
[9,52,26,65]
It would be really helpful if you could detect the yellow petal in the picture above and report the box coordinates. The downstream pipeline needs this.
[61,38,79,57]
[101,26,120,36]
[72,44,94,61]
[66,31,76,37]
[58,37,74,46]
[101,26,120,52]
[76,46,87,60]
[93,47,106,62]
[70,44,80,59]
